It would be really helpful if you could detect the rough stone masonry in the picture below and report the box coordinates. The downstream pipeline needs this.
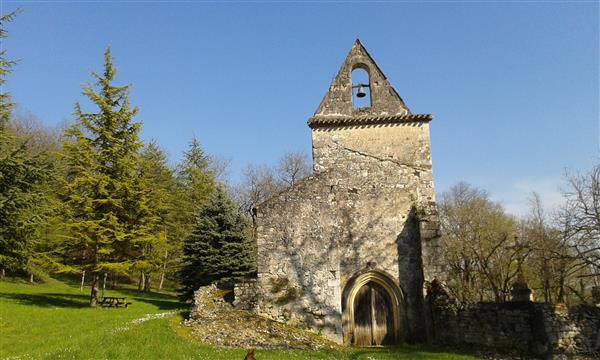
[234,40,443,345]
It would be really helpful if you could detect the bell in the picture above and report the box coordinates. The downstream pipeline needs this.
[356,85,367,98]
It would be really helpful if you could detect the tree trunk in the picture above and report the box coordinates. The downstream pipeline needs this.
[80,270,86,291]
[144,273,151,292]
[159,250,168,290]
[102,273,107,298]
[138,270,145,292]
[557,273,566,303]
[543,272,550,302]
[90,274,99,307]
[29,273,34,284]
[1,268,5,280]
[159,270,165,290]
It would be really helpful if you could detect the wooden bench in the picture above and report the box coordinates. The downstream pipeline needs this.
[100,296,132,308]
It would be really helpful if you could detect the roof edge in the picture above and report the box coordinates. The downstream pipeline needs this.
[307,114,433,129]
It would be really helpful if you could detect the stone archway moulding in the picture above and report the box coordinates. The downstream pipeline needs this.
[341,269,404,345]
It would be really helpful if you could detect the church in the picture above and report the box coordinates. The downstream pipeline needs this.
[234,40,442,346]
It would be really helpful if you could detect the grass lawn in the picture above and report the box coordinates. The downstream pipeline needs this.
[0,278,477,359]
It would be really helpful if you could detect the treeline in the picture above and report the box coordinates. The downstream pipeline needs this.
[0,47,226,301]
[0,12,309,305]
[439,172,600,305]
[2,12,597,307]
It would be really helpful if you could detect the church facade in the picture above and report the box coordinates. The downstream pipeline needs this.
[235,40,442,345]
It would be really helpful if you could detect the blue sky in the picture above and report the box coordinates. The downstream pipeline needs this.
[3,1,599,215]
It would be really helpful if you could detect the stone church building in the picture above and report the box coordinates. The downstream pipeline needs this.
[235,40,442,346]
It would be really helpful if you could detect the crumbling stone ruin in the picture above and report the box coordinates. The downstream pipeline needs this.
[185,284,337,350]
[234,40,443,345]
[230,40,600,356]
[426,281,600,357]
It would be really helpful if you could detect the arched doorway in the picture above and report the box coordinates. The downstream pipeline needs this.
[342,270,403,346]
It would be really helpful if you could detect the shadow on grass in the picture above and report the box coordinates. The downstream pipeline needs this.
[0,292,90,308]
[1,291,185,311]
[112,287,179,301]
[130,296,186,311]
[105,288,186,311]
[346,345,473,360]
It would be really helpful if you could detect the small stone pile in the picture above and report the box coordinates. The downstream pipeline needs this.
[183,284,338,350]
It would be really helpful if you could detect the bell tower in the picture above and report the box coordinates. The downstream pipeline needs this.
[249,40,443,345]
[309,39,443,283]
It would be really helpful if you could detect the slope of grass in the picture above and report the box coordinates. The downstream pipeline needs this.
[0,278,477,359]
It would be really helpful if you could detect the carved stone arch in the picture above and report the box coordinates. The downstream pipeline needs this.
[341,269,404,346]
[351,62,371,74]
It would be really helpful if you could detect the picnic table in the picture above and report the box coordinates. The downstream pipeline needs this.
[99,296,132,308]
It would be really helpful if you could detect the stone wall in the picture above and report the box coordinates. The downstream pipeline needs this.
[428,292,600,356]
[252,122,440,344]
[233,279,258,310]
[311,123,444,283]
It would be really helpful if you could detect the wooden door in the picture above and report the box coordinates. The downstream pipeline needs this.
[352,281,395,346]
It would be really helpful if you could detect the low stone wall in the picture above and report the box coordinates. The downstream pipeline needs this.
[233,279,259,310]
[428,292,600,357]
[540,304,599,355]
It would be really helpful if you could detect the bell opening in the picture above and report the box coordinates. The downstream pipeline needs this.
[352,68,371,108]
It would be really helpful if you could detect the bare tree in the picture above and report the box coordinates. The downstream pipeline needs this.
[209,155,231,185]
[233,164,280,216]
[276,151,310,187]
[440,175,600,304]
[233,151,311,217]
[9,108,62,156]
[522,192,575,302]
[558,164,600,281]
[439,182,520,302]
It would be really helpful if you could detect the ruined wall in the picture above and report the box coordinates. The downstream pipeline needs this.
[233,279,258,311]
[251,122,440,344]
[428,296,600,357]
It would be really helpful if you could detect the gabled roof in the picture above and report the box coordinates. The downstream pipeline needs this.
[312,39,412,121]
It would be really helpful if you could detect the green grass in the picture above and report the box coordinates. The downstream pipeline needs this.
[0,278,477,359]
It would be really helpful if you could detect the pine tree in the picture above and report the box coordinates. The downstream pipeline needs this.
[171,137,218,287]
[0,9,54,280]
[0,9,20,128]
[62,47,142,306]
[179,186,256,300]
[132,141,175,291]
[177,137,217,211]
[0,138,51,279]
[176,137,216,230]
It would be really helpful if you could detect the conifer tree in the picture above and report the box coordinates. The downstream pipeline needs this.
[132,141,175,291]
[176,137,217,227]
[0,138,51,279]
[0,9,53,280]
[170,137,218,285]
[62,47,142,306]
[179,186,256,300]
[0,9,19,128]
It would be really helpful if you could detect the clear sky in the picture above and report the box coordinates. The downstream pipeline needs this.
[2,1,599,216]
